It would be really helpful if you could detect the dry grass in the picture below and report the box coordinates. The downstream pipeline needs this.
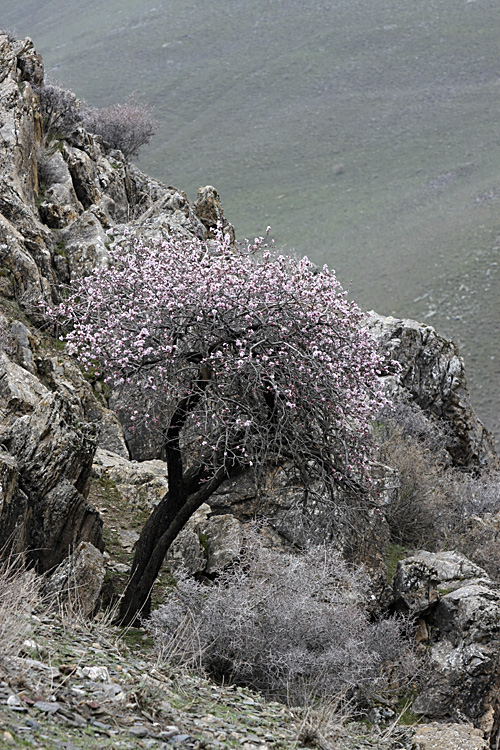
[0,554,41,670]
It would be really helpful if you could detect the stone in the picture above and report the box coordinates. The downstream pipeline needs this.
[81,665,110,682]
[394,551,500,743]
[45,541,106,618]
[92,448,169,512]
[58,210,110,279]
[412,722,488,750]
[393,550,489,616]
[129,725,149,738]
[366,312,498,470]
[194,185,235,243]
[0,351,48,428]
[135,187,207,240]
[33,701,60,713]
[9,320,35,373]
[205,514,243,575]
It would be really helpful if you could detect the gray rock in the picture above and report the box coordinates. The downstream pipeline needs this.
[194,185,235,243]
[394,551,500,741]
[412,722,487,750]
[204,513,243,575]
[9,320,35,373]
[45,541,106,618]
[129,725,149,738]
[0,351,48,428]
[393,550,489,616]
[0,392,103,571]
[59,210,110,279]
[366,312,498,470]
[92,448,169,512]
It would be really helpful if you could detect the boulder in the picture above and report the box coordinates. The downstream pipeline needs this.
[44,541,106,618]
[0,351,48,427]
[366,312,498,470]
[167,504,244,577]
[92,450,245,578]
[92,448,169,512]
[58,210,110,279]
[393,551,500,741]
[135,187,207,240]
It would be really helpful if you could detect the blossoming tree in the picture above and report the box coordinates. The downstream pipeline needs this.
[55,228,388,624]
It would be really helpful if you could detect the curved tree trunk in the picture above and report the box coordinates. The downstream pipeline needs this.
[118,466,228,625]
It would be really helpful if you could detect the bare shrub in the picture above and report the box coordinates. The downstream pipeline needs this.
[0,555,40,670]
[377,402,452,459]
[147,533,418,706]
[441,472,500,579]
[82,95,157,158]
[35,81,84,139]
[376,425,446,549]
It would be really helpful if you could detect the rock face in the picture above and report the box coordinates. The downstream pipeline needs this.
[367,312,497,470]
[394,551,500,742]
[92,449,244,578]
[0,389,103,571]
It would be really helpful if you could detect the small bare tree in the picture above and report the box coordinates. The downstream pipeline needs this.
[82,95,157,158]
[52,228,388,624]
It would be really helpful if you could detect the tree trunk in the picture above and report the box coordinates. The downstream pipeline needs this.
[118,466,227,625]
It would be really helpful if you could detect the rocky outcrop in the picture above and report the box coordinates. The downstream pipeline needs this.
[0,390,103,571]
[394,551,500,742]
[367,312,497,470]
[0,33,236,581]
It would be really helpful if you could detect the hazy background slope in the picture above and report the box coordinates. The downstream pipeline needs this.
[3,0,500,441]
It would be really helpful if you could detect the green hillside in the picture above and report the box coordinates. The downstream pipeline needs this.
[3,0,500,440]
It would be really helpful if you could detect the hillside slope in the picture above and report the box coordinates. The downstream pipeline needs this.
[3,0,500,442]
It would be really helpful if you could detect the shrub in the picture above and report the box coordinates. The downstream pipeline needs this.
[146,534,418,706]
[82,95,157,158]
[442,472,500,579]
[35,81,84,139]
[375,403,454,549]
[375,404,500,578]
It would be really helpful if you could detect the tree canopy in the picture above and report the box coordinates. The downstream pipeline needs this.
[54,227,388,623]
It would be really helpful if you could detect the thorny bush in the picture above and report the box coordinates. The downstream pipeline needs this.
[147,533,419,706]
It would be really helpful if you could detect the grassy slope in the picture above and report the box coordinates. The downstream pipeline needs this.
[3,0,500,440]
